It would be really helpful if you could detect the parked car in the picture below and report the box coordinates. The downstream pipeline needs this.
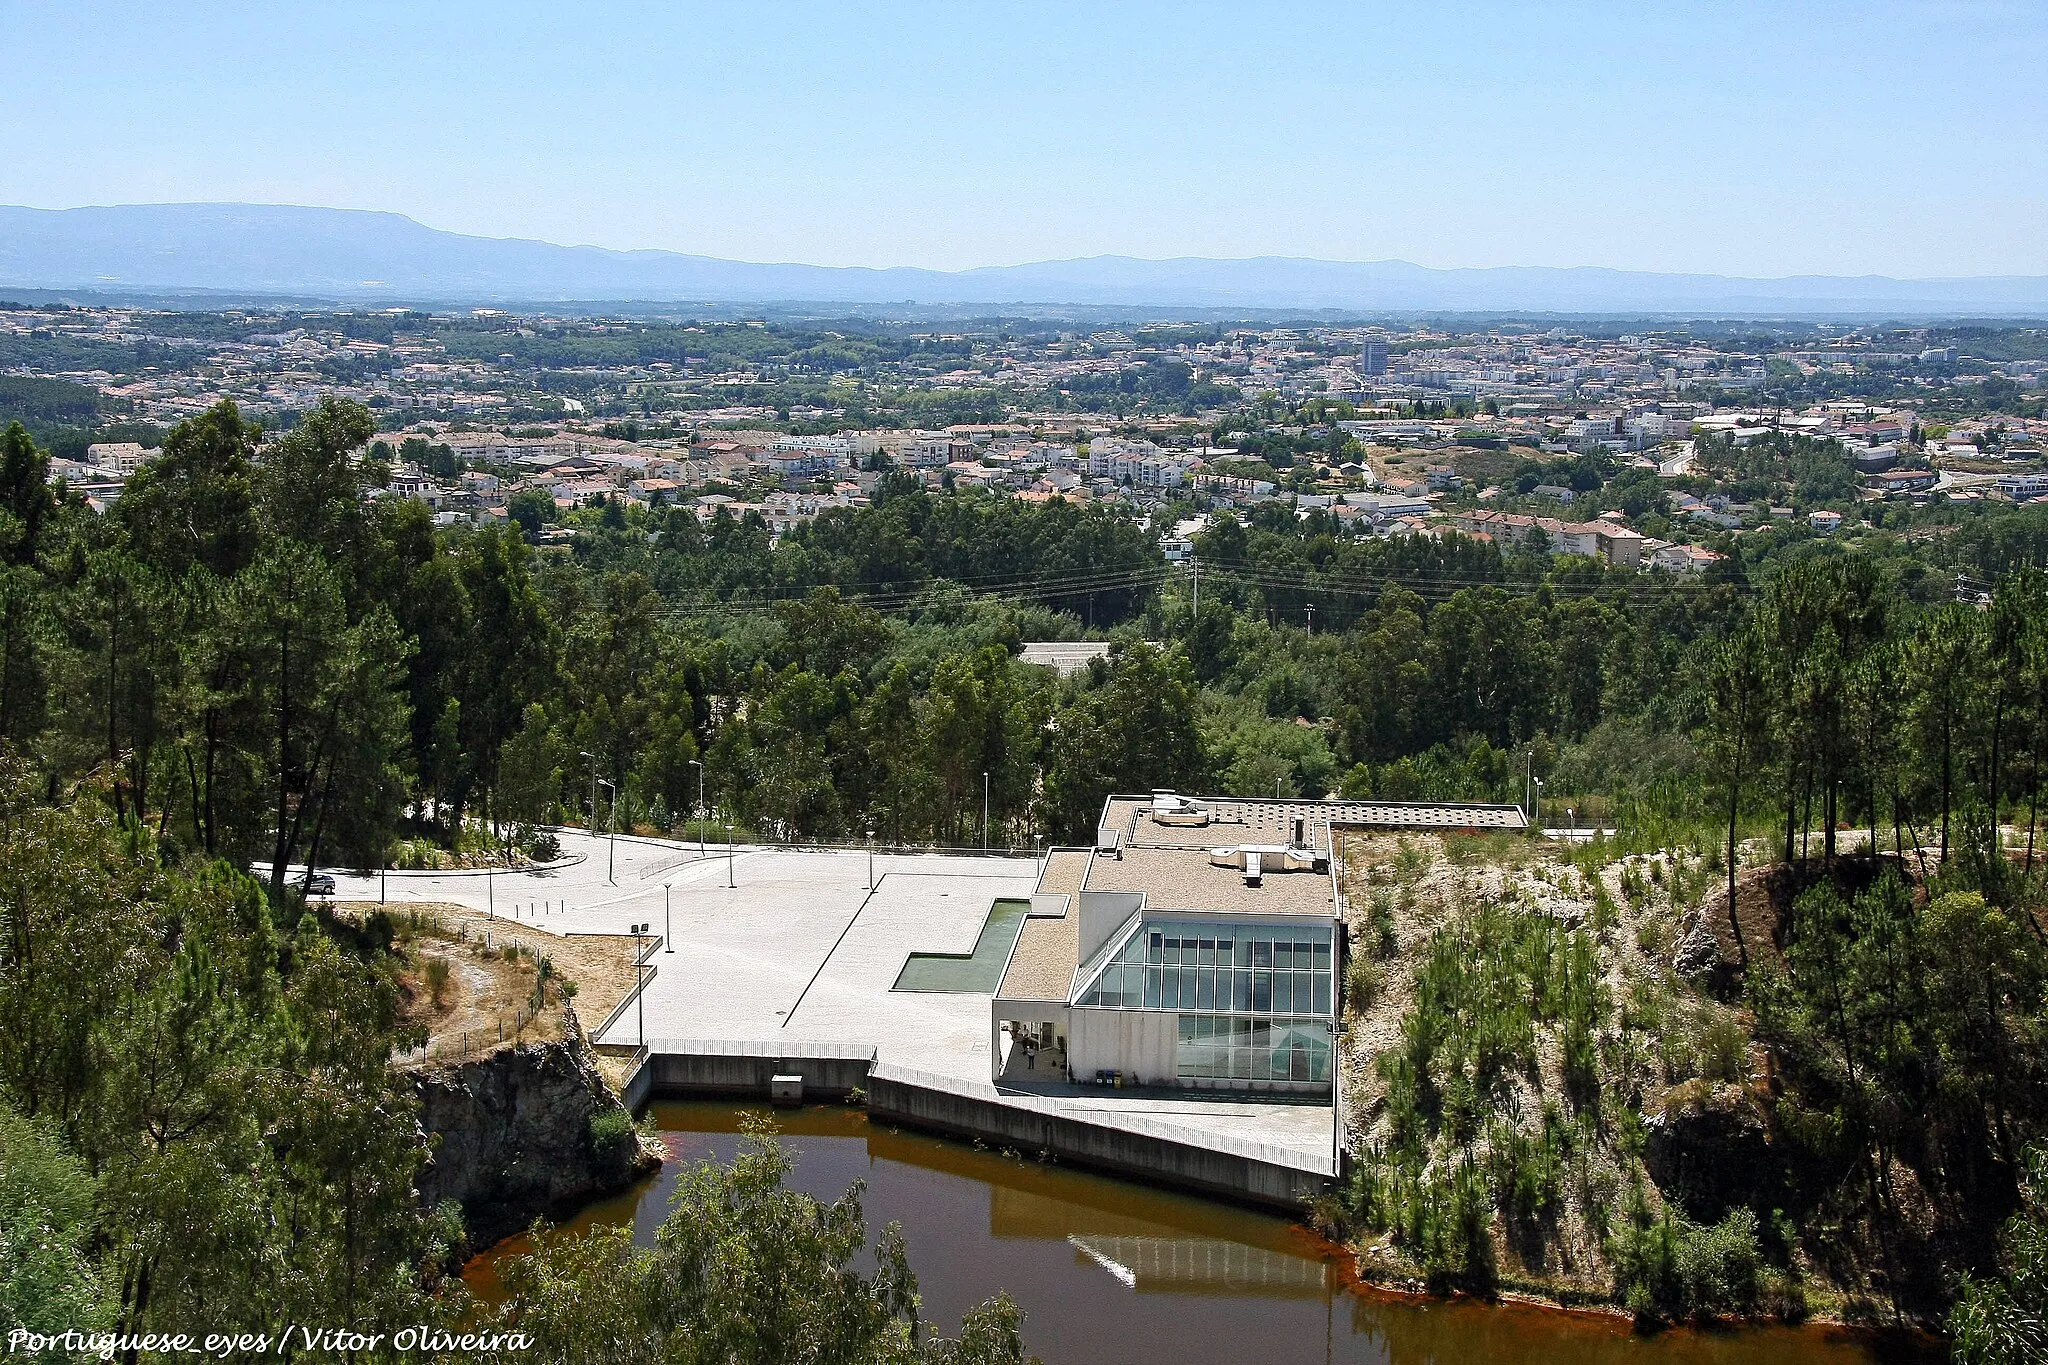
[303,872,336,896]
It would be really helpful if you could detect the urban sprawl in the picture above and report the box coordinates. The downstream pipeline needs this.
[10,305,2048,578]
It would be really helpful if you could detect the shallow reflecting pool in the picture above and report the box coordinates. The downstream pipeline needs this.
[466,1101,1935,1365]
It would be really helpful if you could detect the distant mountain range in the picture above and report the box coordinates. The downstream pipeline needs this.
[4,202,2048,316]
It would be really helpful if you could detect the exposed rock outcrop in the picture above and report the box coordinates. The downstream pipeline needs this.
[1644,1081,1775,1225]
[410,1006,659,1250]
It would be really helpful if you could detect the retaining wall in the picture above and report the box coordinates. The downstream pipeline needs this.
[638,1040,875,1100]
[620,1040,1333,1213]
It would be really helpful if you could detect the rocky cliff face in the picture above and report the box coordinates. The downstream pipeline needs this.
[411,1007,657,1251]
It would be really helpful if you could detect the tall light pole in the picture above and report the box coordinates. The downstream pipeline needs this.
[726,820,735,888]
[867,829,875,891]
[632,921,647,1046]
[598,778,617,884]
[688,758,705,856]
[982,770,990,851]
[663,884,673,953]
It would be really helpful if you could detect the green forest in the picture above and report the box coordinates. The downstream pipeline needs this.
[8,394,2048,1354]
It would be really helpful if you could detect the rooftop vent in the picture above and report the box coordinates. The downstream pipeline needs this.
[1150,791,1210,827]
[1208,844,1328,877]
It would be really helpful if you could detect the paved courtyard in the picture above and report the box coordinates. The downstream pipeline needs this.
[328,830,1337,1169]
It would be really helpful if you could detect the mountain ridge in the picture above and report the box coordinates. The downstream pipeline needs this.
[4,202,2047,315]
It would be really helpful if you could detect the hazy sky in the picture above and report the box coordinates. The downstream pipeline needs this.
[3,1,2044,277]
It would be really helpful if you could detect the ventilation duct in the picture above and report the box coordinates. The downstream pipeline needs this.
[1207,844,1328,877]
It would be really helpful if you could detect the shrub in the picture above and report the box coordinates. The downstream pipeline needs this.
[1366,886,1399,959]
[1347,959,1384,1012]
[589,1108,635,1165]
[1698,1014,1750,1084]
[422,957,451,1007]
[1610,1186,1762,1322]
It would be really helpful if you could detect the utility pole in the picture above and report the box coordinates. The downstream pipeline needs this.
[1306,603,1315,636]
[1192,555,1199,619]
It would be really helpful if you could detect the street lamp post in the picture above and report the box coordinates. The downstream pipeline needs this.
[688,758,705,857]
[726,821,735,888]
[663,884,673,953]
[632,922,647,1046]
[598,778,618,884]
[982,770,990,851]
[867,829,875,891]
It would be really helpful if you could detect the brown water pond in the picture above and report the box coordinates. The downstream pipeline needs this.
[465,1101,1938,1365]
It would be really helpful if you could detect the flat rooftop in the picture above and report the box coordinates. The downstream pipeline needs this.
[1018,641,1114,676]
[1085,844,1336,918]
[1098,793,1527,846]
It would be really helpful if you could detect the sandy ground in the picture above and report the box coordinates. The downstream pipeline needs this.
[340,900,646,1064]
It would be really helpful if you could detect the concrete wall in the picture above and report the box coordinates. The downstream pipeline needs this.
[1077,891,1144,962]
[1068,1006,1176,1086]
[867,1068,1328,1212]
[642,1043,873,1101]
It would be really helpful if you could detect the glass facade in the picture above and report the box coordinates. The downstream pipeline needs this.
[1176,1014,1332,1083]
[1074,918,1335,1086]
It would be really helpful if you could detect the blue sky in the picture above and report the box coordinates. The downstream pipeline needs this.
[2,1,2043,277]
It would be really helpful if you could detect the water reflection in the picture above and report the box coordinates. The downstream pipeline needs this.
[1068,1235,1330,1296]
[466,1101,1934,1365]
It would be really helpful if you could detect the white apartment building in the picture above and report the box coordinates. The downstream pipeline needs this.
[1088,437,1189,488]
[85,442,151,476]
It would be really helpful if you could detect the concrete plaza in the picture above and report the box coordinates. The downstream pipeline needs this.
[328,829,1338,1174]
